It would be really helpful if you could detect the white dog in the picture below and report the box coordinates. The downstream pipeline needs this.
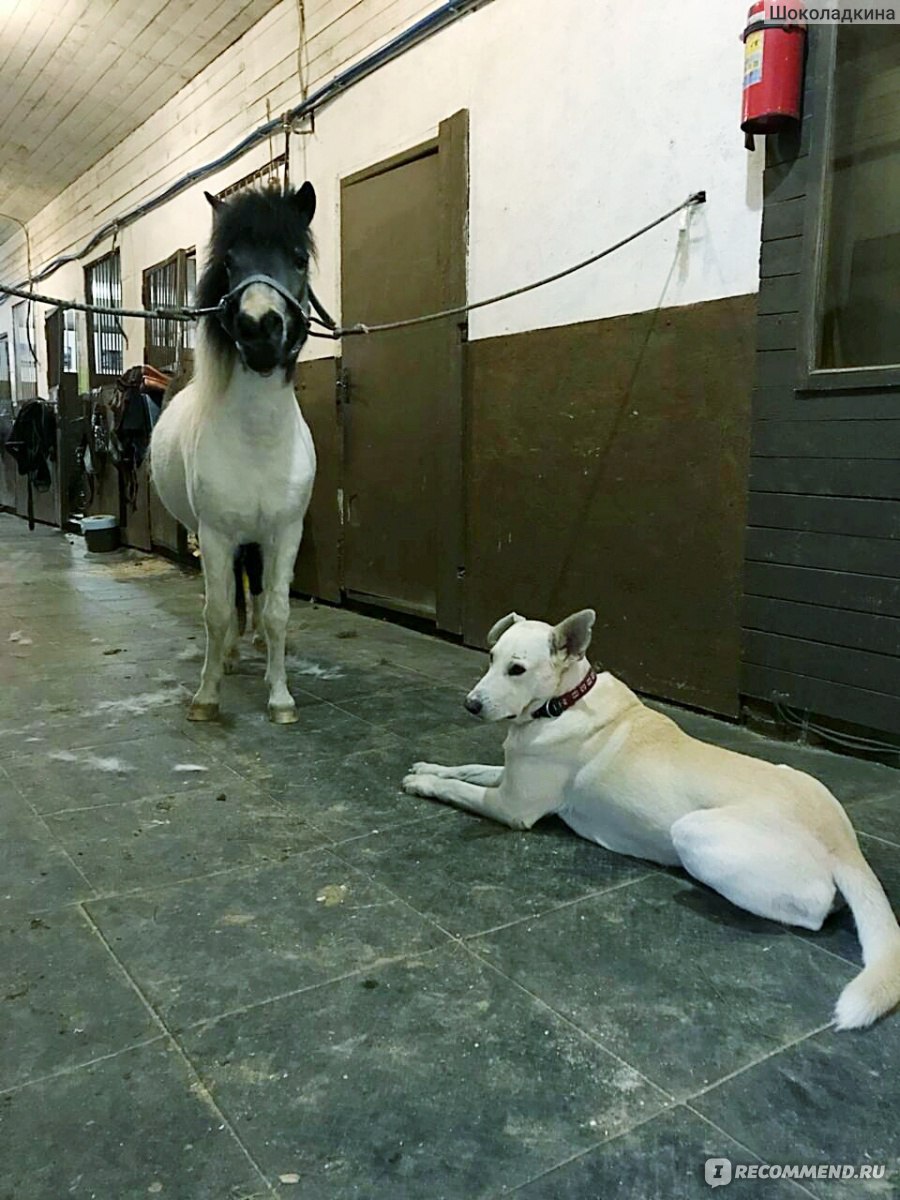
[403,609,900,1030]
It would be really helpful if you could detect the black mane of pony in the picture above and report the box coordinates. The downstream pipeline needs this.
[197,188,316,364]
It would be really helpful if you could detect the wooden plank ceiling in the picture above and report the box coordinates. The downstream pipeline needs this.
[0,0,284,243]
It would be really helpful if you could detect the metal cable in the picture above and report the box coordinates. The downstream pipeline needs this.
[0,283,214,321]
[319,192,706,339]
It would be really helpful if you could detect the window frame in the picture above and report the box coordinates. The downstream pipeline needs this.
[798,24,900,391]
[84,248,126,381]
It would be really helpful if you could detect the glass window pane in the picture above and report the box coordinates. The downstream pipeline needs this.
[0,335,11,406]
[12,301,37,400]
[63,310,78,374]
[818,28,900,369]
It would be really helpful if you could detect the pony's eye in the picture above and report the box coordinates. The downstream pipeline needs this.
[508,664,526,677]
[294,251,309,268]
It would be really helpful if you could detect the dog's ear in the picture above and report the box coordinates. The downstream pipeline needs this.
[551,609,596,659]
[487,611,525,647]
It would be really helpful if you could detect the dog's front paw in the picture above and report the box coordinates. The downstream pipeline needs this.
[403,772,439,798]
[409,761,442,776]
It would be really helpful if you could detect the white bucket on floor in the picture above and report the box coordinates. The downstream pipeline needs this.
[80,514,120,553]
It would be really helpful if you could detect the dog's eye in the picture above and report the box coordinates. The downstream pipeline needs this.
[508,664,526,676]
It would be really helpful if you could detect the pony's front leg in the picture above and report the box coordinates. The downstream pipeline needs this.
[189,526,236,722]
[262,523,304,724]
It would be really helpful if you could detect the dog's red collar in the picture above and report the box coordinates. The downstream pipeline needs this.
[531,667,598,719]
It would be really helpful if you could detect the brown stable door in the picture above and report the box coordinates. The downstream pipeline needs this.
[339,114,467,629]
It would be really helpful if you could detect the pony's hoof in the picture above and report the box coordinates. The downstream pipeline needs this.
[268,703,298,725]
[188,701,220,722]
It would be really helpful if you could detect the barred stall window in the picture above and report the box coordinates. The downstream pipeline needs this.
[85,250,125,378]
[143,249,197,368]
[12,301,37,402]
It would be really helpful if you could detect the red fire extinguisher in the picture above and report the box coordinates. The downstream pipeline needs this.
[742,0,806,149]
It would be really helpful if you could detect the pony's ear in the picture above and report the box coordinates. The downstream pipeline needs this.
[486,612,525,648]
[551,609,596,660]
[204,191,223,212]
[294,181,316,225]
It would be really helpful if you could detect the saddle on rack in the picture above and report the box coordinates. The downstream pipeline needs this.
[110,365,167,510]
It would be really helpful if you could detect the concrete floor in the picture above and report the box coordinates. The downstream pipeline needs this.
[1,511,898,1199]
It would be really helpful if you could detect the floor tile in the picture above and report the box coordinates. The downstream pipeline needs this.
[848,793,900,847]
[44,782,329,894]
[334,681,473,737]
[0,907,159,1091]
[87,851,448,1027]
[692,1021,900,1198]
[4,731,243,814]
[187,705,404,793]
[473,873,855,1096]
[336,811,655,937]
[511,1106,810,1198]
[0,1041,263,1200]
[182,944,668,1199]
[399,714,509,766]
[0,784,92,913]
[263,736,447,838]
[276,648,440,705]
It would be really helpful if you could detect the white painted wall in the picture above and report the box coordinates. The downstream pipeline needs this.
[0,0,765,395]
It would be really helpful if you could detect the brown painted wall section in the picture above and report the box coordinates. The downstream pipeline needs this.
[293,356,341,603]
[463,294,757,717]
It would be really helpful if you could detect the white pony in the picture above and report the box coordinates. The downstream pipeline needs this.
[151,184,318,723]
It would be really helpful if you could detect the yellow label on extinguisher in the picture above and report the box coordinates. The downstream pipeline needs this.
[744,30,764,88]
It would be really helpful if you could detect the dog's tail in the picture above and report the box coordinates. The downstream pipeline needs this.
[833,850,900,1030]
[233,543,264,637]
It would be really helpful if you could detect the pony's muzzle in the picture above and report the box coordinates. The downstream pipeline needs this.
[236,308,283,343]
[218,274,310,373]
[234,308,285,374]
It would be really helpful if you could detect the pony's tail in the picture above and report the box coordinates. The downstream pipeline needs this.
[833,851,900,1031]
[233,543,264,637]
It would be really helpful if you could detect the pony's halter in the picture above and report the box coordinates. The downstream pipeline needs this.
[216,272,311,364]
